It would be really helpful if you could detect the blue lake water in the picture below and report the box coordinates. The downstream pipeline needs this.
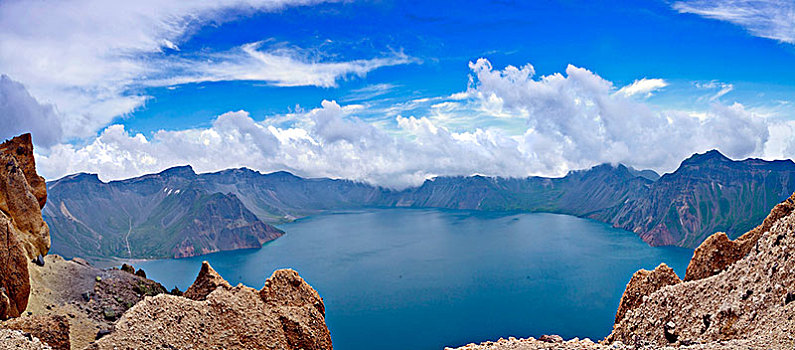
[130,209,693,350]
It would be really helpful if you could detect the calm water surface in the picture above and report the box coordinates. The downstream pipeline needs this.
[132,209,692,350]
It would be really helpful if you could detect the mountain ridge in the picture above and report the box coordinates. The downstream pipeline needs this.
[44,149,795,259]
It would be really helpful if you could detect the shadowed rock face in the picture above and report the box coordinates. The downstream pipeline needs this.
[0,133,50,320]
[685,192,795,281]
[0,217,30,319]
[91,262,333,350]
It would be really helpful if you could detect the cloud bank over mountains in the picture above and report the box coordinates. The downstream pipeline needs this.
[37,59,777,188]
[1,0,792,187]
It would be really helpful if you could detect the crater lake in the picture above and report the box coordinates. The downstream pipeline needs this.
[129,209,693,350]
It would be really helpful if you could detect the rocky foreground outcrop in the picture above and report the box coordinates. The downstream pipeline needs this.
[0,133,332,350]
[0,133,50,320]
[89,261,332,350]
[607,201,795,347]
[449,191,795,349]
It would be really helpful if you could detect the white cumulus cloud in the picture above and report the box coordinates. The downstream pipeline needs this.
[467,58,769,174]
[36,59,778,189]
[616,78,668,98]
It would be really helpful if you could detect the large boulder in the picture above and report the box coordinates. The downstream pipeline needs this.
[614,263,681,324]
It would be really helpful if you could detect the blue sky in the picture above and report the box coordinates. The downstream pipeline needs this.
[1,0,794,187]
[128,0,795,133]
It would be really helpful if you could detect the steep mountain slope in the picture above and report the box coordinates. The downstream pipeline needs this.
[393,164,654,217]
[599,150,795,247]
[44,150,795,259]
[200,168,394,222]
[44,166,282,259]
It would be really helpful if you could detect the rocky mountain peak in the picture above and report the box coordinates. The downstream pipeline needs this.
[158,165,196,178]
[680,149,731,166]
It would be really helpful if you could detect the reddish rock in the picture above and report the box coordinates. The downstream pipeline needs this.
[1,314,71,350]
[685,192,795,281]
[183,261,231,301]
[538,334,563,343]
[0,136,50,259]
[0,214,30,319]
[0,134,51,320]
[614,263,681,324]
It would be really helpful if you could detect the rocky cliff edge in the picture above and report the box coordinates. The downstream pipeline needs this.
[449,191,795,349]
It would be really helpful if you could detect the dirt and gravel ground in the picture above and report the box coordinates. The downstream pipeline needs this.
[447,336,790,350]
[20,255,166,349]
[0,328,52,349]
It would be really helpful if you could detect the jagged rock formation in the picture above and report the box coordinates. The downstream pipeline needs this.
[607,194,795,347]
[15,255,167,349]
[684,192,795,281]
[0,133,47,209]
[90,261,333,350]
[0,133,50,319]
[183,261,231,300]
[614,263,681,324]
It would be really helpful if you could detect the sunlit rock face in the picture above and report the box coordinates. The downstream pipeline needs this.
[0,133,50,320]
